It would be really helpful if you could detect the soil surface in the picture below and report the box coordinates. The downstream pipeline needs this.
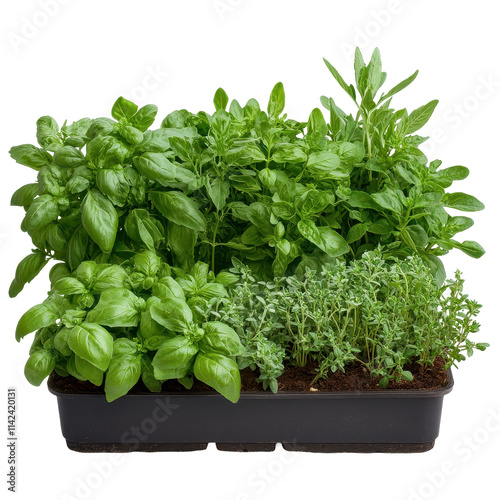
[49,357,448,395]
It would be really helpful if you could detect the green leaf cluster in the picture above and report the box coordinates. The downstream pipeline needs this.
[218,251,486,390]
[17,254,242,403]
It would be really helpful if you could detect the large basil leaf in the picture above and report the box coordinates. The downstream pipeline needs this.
[86,288,142,327]
[11,183,39,207]
[194,353,241,403]
[23,195,59,233]
[200,322,243,356]
[443,192,485,212]
[24,349,56,386]
[298,220,349,257]
[74,355,104,386]
[9,145,51,170]
[68,322,113,371]
[150,191,206,232]
[9,251,48,298]
[104,353,142,402]
[81,189,118,253]
[135,153,177,185]
[16,303,58,341]
[150,298,193,333]
[152,336,198,380]
[96,168,130,206]
[124,209,164,252]
[111,96,138,121]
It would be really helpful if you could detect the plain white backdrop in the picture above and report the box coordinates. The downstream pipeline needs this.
[1,1,498,499]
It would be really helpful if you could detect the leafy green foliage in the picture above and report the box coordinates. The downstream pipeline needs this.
[218,252,486,389]
[10,49,486,399]
[8,53,484,300]
[15,253,242,403]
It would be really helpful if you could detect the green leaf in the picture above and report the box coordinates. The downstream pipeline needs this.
[53,146,85,168]
[432,166,469,187]
[379,70,419,103]
[421,254,446,286]
[96,168,130,206]
[9,251,48,298]
[406,224,429,248]
[135,153,177,186]
[16,304,58,341]
[150,191,206,232]
[167,222,196,269]
[150,298,193,333]
[124,209,163,252]
[213,88,229,111]
[449,240,485,259]
[267,82,285,117]
[135,250,161,276]
[368,218,393,234]
[371,191,404,213]
[75,355,104,386]
[49,263,71,286]
[194,353,241,403]
[323,58,356,100]
[142,335,169,351]
[111,96,138,121]
[36,116,61,151]
[401,100,439,135]
[141,357,162,392]
[54,327,72,356]
[152,336,198,380]
[120,125,143,145]
[9,145,51,170]
[366,47,382,93]
[247,202,273,235]
[92,265,130,292]
[81,189,118,253]
[349,191,380,210]
[154,277,186,301]
[24,350,55,386]
[225,144,266,165]
[444,216,474,236]
[23,195,59,232]
[443,192,485,212]
[413,192,443,209]
[66,225,88,271]
[86,288,142,328]
[229,174,261,193]
[354,47,365,90]
[68,322,113,371]
[298,220,349,257]
[200,322,243,356]
[11,183,39,207]
[105,354,142,402]
[130,104,158,132]
[229,99,244,120]
[113,338,140,357]
[272,144,307,163]
[307,108,328,136]
[206,178,230,211]
[346,223,367,244]
[52,277,87,295]
[306,151,344,176]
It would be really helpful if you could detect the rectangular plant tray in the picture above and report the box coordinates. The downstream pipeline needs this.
[48,371,453,453]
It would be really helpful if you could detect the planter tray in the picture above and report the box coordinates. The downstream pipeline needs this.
[48,371,453,454]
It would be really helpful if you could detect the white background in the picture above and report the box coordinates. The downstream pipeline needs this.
[1,1,499,499]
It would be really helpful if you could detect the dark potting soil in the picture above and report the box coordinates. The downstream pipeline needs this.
[49,357,448,395]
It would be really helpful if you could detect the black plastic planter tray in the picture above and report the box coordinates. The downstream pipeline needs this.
[48,371,453,454]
